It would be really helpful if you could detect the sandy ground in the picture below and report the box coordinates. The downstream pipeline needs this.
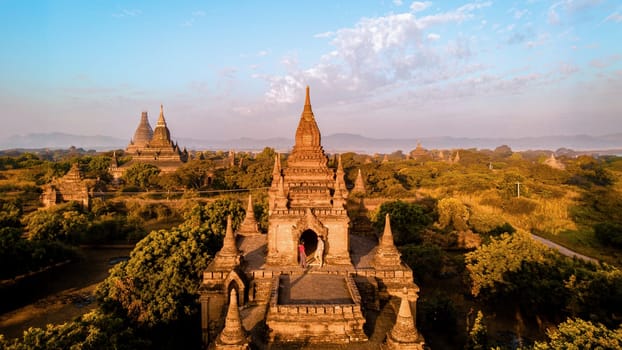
[0,247,132,339]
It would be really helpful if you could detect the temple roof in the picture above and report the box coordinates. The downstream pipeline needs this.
[277,87,335,209]
[131,111,153,147]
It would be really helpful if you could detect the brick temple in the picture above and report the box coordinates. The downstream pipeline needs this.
[111,105,188,178]
[199,87,425,349]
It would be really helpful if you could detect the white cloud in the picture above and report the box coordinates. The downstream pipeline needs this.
[394,0,404,6]
[314,31,333,38]
[549,0,605,24]
[548,5,560,24]
[257,50,270,57]
[265,75,305,104]
[263,2,492,105]
[526,32,550,48]
[192,10,206,17]
[590,54,622,68]
[427,33,440,40]
[409,1,431,13]
[514,9,528,19]
[558,63,579,77]
[417,2,492,28]
[605,12,622,23]
[112,9,141,18]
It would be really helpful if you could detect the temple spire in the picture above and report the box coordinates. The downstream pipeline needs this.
[223,215,237,253]
[215,288,249,348]
[157,104,167,127]
[271,153,281,186]
[275,176,288,210]
[374,213,402,267]
[334,154,348,200]
[384,290,424,349]
[381,214,395,247]
[303,86,312,114]
[211,215,241,269]
[237,194,260,235]
[352,169,366,195]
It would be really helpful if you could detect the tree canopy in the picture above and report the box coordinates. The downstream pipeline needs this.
[97,198,242,327]
[533,318,622,350]
[373,200,434,245]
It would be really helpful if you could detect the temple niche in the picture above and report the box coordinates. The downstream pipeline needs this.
[111,105,188,178]
[200,87,425,349]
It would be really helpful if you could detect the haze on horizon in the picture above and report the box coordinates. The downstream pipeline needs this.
[1,1,621,143]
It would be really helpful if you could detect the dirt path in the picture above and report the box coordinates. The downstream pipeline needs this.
[530,234,598,263]
[0,247,132,339]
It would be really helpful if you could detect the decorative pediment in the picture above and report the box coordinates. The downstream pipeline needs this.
[224,270,246,306]
[292,208,328,238]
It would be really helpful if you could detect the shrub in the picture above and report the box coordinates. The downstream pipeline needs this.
[594,222,622,248]
[487,223,516,236]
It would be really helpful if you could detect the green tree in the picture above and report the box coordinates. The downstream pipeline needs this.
[400,243,443,282]
[97,226,214,327]
[236,150,275,189]
[466,310,488,350]
[486,222,516,237]
[437,197,469,231]
[23,202,90,242]
[566,156,615,188]
[175,160,214,189]
[0,201,22,228]
[0,310,148,350]
[533,318,622,350]
[98,197,243,326]
[465,231,552,297]
[373,200,433,245]
[594,222,622,248]
[122,163,161,190]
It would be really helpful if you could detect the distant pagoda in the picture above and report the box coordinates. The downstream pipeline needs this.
[113,105,188,177]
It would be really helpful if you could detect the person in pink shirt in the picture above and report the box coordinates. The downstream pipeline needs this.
[298,240,307,268]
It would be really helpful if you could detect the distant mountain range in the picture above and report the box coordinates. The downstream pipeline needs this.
[1,132,621,154]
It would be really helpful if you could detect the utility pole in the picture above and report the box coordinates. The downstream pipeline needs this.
[516,182,521,198]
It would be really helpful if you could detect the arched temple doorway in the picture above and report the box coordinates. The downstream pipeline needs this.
[300,229,318,256]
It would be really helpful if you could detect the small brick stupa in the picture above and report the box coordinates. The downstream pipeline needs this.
[383,290,425,349]
[236,195,260,235]
[214,289,249,350]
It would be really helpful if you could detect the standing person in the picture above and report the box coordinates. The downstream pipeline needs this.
[315,236,325,268]
[298,240,307,268]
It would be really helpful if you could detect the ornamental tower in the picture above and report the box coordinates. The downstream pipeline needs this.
[266,86,351,266]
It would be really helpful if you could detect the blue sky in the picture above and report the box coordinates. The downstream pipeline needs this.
[0,1,621,141]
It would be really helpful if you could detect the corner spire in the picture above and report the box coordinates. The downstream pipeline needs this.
[384,291,424,348]
[334,154,348,200]
[275,176,288,210]
[215,288,248,347]
[212,215,240,268]
[373,213,402,267]
[271,153,281,187]
[237,194,260,235]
